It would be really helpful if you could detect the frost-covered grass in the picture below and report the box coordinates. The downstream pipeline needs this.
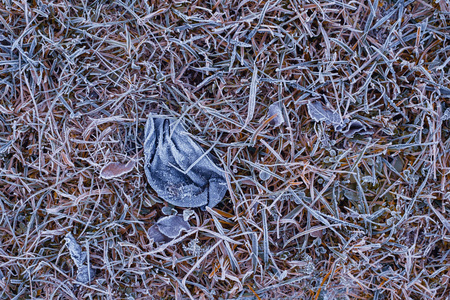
[1,0,450,299]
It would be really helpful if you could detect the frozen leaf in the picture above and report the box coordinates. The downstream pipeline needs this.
[340,120,371,138]
[100,160,135,179]
[64,232,86,268]
[64,233,94,284]
[156,215,190,238]
[161,206,177,216]
[147,225,169,243]
[306,101,371,138]
[267,102,285,128]
[148,215,191,243]
[307,101,343,126]
[76,265,95,284]
[144,115,228,208]
[183,209,195,221]
[344,189,358,202]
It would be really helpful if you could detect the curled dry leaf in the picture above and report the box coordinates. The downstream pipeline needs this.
[144,115,227,208]
[340,120,371,138]
[148,215,191,243]
[100,160,135,179]
[267,102,285,128]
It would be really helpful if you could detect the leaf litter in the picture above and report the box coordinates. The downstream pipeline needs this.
[1,0,450,299]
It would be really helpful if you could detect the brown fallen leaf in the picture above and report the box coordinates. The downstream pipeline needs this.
[100,160,135,179]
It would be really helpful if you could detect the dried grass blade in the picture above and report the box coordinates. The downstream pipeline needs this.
[206,207,240,272]
[243,64,258,129]
[262,209,269,264]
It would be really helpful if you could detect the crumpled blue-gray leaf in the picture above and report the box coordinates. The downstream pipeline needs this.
[148,215,191,243]
[144,115,227,208]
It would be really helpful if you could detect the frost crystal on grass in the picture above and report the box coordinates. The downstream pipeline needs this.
[183,238,210,256]
[144,115,228,208]
[362,176,378,185]
[64,233,94,284]
[301,254,315,275]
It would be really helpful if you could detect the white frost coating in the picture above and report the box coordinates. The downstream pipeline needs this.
[144,115,228,208]
[64,233,94,284]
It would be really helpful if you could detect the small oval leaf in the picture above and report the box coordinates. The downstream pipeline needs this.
[100,161,135,179]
